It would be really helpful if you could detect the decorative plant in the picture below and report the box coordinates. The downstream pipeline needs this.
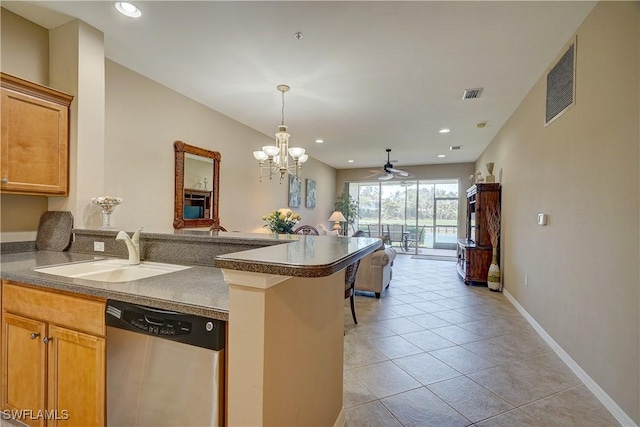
[334,190,359,235]
[486,204,501,249]
[262,208,301,234]
[485,204,501,291]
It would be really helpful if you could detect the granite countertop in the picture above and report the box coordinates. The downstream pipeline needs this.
[215,235,382,277]
[1,234,382,321]
[0,251,229,320]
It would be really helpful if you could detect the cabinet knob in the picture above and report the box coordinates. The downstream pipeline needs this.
[43,337,53,344]
[30,333,40,340]
[1,177,8,184]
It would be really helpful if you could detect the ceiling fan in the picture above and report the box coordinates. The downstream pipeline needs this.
[365,149,412,181]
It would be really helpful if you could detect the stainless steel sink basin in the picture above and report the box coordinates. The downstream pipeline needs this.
[35,259,191,282]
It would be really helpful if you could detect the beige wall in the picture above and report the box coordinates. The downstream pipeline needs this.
[336,163,475,238]
[0,8,50,241]
[104,60,336,233]
[0,9,337,239]
[476,2,639,423]
[0,8,48,84]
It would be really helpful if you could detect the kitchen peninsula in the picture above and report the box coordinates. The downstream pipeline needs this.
[1,230,381,426]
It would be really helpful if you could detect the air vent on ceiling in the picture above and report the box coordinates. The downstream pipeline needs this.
[449,145,463,151]
[545,37,576,126]
[462,88,483,100]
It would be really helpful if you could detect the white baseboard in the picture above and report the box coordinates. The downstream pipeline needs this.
[503,290,637,427]
[333,407,346,427]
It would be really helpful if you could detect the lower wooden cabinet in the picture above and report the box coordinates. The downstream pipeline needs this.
[457,240,492,284]
[2,313,46,427]
[1,281,105,426]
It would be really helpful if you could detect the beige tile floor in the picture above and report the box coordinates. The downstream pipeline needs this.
[343,255,621,427]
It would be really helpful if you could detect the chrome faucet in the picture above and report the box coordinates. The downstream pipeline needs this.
[116,227,143,265]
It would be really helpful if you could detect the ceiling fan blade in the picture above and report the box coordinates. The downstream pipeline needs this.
[387,167,408,176]
[378,173,394,181]
[364,173,380,179]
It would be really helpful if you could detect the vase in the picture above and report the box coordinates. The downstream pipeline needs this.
[485,162,496,183]
[487,248,501,291]
[98,202,120,229]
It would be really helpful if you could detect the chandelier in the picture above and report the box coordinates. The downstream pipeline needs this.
[253,85,308,182]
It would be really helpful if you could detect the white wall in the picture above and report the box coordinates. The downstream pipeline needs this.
[476,2,639,423]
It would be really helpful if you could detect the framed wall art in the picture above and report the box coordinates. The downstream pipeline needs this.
[306,179,316,208]
[288,175,301,207]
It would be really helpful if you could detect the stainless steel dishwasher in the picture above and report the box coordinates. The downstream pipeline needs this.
[105,300,225,426]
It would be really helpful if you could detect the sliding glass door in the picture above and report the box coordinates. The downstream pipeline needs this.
[433,182,459,249]
[350,180,458,254]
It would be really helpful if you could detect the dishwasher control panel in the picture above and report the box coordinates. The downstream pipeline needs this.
[106,300,225,351]
[126,313,191,336]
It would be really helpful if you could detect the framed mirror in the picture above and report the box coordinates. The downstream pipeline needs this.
[173,140,221,229]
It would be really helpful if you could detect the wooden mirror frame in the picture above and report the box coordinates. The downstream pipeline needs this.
[173,140,221,229]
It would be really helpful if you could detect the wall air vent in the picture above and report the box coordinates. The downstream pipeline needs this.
[545,36,576,126]
[449,145,463,151]
[462,88,483,100]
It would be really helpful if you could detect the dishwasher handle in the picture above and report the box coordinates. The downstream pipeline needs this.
[144,315,166,326]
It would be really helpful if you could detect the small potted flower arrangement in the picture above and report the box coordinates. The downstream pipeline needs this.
[262,208,301,234]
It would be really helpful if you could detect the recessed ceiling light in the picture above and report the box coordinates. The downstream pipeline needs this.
[437,154,446,158]
[114,1,141,18]
[315,139,324,144]
[439,128,451,134]
[347,160,354,163]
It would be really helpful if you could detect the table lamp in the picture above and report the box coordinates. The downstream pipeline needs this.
[328,211,347,233]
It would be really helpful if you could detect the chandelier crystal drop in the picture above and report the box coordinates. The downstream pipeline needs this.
[253,85,308,182]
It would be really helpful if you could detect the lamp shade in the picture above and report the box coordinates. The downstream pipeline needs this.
[288,147,306,159]
[328,211,346,223]
[262,145,280,157]
[253,151,269,161]
[328,211,346,232]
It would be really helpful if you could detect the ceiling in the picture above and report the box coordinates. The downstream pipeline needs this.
[4,1,596,170]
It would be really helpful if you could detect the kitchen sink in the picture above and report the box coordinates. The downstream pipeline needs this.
[35,259,191,282]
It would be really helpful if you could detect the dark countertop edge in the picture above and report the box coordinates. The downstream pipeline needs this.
[0,270,229,321]
[214,240,383,277]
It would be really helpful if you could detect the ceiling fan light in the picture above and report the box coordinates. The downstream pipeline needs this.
[262,145,280,157]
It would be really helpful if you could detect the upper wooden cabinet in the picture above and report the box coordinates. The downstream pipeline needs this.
[0,73,73,196]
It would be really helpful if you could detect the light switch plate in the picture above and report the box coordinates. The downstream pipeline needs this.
[94,241,105,252]
[537,213,547,226]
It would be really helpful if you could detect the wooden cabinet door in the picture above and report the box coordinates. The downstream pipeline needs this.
[47,325,105,427]
[2,313,47,427]
[0,80,70,196]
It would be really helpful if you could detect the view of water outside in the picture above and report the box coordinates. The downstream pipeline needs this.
[349,180,459,254]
